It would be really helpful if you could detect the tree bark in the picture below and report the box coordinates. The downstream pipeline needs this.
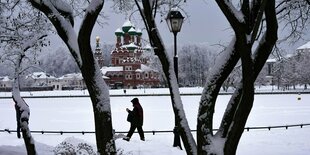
[218,1,278,154]
[12,53,37,155]
[28,1,116,154]
[136,1,197,154]
[197,0,278,154]
[197,38,240,154]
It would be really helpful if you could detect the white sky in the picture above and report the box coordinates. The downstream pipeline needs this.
[96,1,232,46]
[49,1,310,53]
[49,1,232,50]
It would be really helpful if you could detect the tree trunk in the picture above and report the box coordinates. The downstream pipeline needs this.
[136,1,197,154]
[28,1,116,154]
[12,53,37,155]
[197,38,240,154]
[197,0,278,154]
[220,1,278,154]
[79,39,115,154]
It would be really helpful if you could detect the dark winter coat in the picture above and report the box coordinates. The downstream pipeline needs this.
[127,101,143,127]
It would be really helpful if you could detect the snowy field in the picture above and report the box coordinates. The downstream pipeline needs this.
[1,89,310,154]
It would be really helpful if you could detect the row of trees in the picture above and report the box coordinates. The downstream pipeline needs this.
[2,43,218,88]
[3,42,310,91]
[1,0,309,155]
[133,0,309,155]
[272,52,310,90]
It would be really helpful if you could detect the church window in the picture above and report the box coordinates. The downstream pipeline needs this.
[125,66,132,71]
[125,74,132,79]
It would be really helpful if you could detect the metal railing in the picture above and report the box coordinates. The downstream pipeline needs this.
[1,123,309,135]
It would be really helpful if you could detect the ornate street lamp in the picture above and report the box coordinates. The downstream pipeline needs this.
[166,8,184,82]
[166,8,184,149]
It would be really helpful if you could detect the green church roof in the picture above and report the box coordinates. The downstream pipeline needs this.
[136,28,142,36]
[128,27,137,35]
[122,20,133,33]
[115,28,124,36]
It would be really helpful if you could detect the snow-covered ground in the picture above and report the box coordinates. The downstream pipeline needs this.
[0,85,309,98]
[1,89,310,154]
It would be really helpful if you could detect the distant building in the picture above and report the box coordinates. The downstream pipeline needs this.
[52,73,86,90]
[0,21,162,91]
[25,72,57,87]
[0,76,12,91]
[263,41,310,86]
[98,20,161,89]
[296,41,310,53]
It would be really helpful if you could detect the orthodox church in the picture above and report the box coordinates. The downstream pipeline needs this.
[95,20,161,89]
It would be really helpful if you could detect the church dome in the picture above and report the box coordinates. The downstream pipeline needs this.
[122,20,133,33]
[115,28,124,36]
[136,28,142,36]
[128,27,137,35]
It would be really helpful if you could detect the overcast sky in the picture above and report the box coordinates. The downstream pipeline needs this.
[49,1,309,53]
[94,1,232,46]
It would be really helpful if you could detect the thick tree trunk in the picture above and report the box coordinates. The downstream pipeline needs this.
[79,40,115,154]
[28,1,116,154]
[77,2,115,153]
[136,1,197,154]
[81,65,115,154]
[219,1,278,154]
[197,38,240,154]
[197,1,277,154]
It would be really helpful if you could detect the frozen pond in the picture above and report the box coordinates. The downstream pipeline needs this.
[1,94,310,154]
[1,94,310,131]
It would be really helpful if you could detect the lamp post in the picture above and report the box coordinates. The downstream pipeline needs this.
[166,8,184,149]
[166,8,184,83]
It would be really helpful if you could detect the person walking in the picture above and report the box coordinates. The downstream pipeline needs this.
[123,98,145,141]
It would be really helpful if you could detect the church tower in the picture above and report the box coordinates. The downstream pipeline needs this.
[94,36,104,68]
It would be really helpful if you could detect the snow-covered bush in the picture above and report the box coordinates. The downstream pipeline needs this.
[53,137,126,155]
[53,137,96,155]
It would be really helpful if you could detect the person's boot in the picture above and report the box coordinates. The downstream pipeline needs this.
[140,137,145,141]
[123,137,130,141]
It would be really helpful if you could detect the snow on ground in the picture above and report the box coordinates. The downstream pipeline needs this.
[1,88,310,154]
[0,85,308,98]
[0,87,206,97]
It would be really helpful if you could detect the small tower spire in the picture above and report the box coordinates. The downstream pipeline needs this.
[96,36,100,48]
[94,36,104,68]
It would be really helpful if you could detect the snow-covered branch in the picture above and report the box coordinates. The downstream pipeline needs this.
[138,1,197,154]
[78,0,103,56]
[215,0,245,32]
[28,0,82,67]
[22,34,47,52]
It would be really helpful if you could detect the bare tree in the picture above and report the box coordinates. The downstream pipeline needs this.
[0,1,50,154]
[133,0,278,154]
[37,47,80,76]
[116,0,310,154]
[134,0,197,154]
[276,0,310,44]
[196,0,279,154]
[179,45,214,87]
[26,0,116,154]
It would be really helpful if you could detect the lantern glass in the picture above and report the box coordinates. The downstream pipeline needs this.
[166,9,184,33]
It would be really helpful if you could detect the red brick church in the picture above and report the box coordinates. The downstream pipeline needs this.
[95,20,161,89]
